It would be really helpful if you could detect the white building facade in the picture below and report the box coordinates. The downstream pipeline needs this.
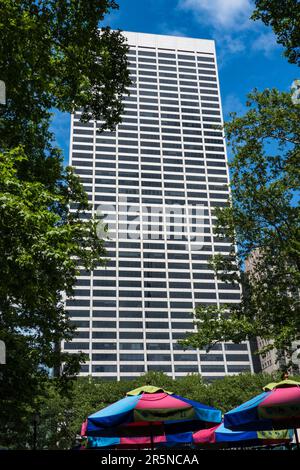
[63,32,253,380]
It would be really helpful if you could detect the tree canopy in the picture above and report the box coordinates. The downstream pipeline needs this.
[180,89,300,366]
[5,371,297,449]
[0,0,130,441]
[181,0,300,367]
[252,0,300,66]
[0,0,130,135]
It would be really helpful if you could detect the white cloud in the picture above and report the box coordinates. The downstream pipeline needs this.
[221,35,246,54]
[252,31,280,56]
[214,34,246,69]
[158,23,188,37]
[223,93,246,117]
[178,0,253,31]
[177,0,280,61]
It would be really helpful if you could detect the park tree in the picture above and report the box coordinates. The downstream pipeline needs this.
[180,89,300,367]
[18,371,300,449]
[181,0,300,368]
[252,0,300,66]
[0,0,130,445]
[0,1,130,185]
[203,372,286,413]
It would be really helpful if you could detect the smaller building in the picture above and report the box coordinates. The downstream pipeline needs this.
[245,249,300,374]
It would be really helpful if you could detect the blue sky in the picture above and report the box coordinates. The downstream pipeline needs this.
[50,0,298,165]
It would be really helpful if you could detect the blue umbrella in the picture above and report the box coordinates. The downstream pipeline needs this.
[193,422,293,448]
[224,380,300,431]
[82,385,222,448]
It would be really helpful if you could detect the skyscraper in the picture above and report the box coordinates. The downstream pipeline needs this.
[64,32,253,380]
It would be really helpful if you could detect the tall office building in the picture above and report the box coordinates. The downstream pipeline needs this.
[63,32,253,380]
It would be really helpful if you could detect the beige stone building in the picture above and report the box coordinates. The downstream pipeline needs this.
[245,249,300,374]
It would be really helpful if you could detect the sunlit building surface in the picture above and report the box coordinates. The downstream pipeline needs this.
[63,32,253,380]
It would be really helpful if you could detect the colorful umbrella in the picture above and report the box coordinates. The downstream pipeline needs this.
[86,427,194,449]
[193,422,293,449]
[83,385,222,448]
[224,379,300,432]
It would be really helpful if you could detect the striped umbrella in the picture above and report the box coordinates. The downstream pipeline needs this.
[82,385,222,448]
[193,422,293,449]
[223,379,300,448]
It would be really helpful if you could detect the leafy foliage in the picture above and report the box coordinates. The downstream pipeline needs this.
[8,371,300,450]
[182,4,300,367]
[252,0,300,66]
[0,146,105,445]
[0,0,130,444]
[0,0,131,140]
[180,89,300,366]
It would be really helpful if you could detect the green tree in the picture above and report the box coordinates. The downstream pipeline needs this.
[0,0,130,446]
[252,0,300,66]
[23,372,300,449]
[21,373,206,449]
[180,89,300,365]
[203,372,283,413]
[0,1,130,185]
[0,146,104,447]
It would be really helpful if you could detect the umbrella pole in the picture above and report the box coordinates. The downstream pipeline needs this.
[149,422,154,451]
[294,428,300,450]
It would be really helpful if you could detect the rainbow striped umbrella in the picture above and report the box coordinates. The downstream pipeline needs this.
[83,385,222,448]
[224,380,300,432]
[193,422,293,448]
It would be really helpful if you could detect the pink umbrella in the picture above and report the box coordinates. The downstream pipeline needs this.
[81,385,222,449]
[193,422,292,448]
[224,379,300,449]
